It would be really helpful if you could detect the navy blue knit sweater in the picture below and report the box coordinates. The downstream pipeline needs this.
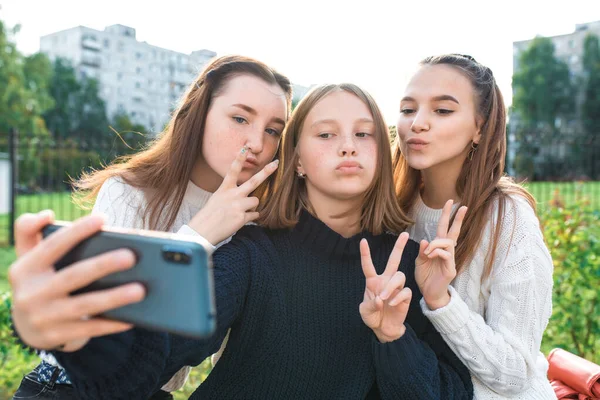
[54,210,473,399]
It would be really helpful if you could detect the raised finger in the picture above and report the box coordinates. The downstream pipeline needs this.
[384,233,409,276]
[221,146,249,188]
[448,206,468,243]
[436,199,454,238]
[360,239,377,278]
[237,159,279,196]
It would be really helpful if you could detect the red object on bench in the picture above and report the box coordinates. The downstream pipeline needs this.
[547,348,600,399]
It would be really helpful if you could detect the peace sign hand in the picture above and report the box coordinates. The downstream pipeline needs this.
[359,233,413,343]
[415,200,467,311]
[187,146,278,245]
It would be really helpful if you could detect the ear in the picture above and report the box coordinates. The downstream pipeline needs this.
[296,158,305,175]
[473,118,483,145]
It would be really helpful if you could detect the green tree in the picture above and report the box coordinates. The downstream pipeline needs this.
[43,58,81,137]
[580,34,600,178]
[582,34,600,135]
[512,37,574,130]
[44,58,110,139]
[73,78,109,138]
[0,21,52,136]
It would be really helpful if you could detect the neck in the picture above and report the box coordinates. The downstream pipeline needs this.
[420,153,466,209]
[190,158,221,193]
[306,186,363,238]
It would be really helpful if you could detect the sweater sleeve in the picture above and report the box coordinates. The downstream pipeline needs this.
[52,236,253,400]
[420,197,554,395]
[372,324,473,399]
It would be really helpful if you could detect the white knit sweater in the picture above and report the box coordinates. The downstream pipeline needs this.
[42,176,219,392]
[408,194,556,399]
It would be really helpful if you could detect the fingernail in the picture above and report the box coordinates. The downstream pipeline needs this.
[117,250,136,264]
[380,291,389,300]
[272,159,280,166]
[389,298,398,306]
[39,209,54,220]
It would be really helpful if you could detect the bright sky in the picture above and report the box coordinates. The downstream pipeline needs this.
[2,0,600,124]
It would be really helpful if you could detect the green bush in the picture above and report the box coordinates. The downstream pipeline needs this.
[0,292,38,400]
[540,196,600,362]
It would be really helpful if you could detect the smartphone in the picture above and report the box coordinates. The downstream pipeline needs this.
[42,222,216,339]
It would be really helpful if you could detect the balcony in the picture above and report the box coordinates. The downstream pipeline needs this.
[81,55,101,67]
[82,38,101,51]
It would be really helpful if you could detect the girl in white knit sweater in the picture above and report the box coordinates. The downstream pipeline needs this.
[11,54,292,399]
[393,54,556,399]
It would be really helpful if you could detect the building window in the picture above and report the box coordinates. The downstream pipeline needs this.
[136,67,142,74]
[133,97,143,103]
[136,52,143,60]
[104,39,110,48]
[117,72,123,80]
[571,55,579,64]
[135,82,141,89]
[118,41,124,52]
[569,40,575,48]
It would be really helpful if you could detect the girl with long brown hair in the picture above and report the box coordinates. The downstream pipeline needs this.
[11,83,474,399]
[394,54,555,399]
[10,54,292,399]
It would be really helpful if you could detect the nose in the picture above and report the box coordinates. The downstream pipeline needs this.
[244,126,264,154]
[411,110,430,133]
[338,133,357,157]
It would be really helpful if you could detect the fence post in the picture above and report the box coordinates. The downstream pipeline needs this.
[9,128,17,246]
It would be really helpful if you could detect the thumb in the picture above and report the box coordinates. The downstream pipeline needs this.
[15,210,55,257]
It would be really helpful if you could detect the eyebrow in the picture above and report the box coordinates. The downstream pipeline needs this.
[232,103,286,126]
[401,95,460,104]
[311,117,374,128]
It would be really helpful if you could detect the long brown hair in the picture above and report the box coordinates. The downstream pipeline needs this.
[393,54,536,279]
[259,83,411,235]
[74,55,292,231]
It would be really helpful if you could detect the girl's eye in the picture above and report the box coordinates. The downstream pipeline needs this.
[435,109,454,115]
[400,109,415,115]
[266,128,281,136]
[355,132,370,138]
[318,133,333,139]
[233,116,247,124]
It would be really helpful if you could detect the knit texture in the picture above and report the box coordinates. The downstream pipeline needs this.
[408,194,556,399]
[54,210,473,399]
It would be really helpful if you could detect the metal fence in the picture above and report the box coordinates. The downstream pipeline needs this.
[1,129,149,246]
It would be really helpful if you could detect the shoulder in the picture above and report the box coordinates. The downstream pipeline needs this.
[95,176,147,208]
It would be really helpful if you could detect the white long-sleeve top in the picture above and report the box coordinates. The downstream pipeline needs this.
[408,194,556,399]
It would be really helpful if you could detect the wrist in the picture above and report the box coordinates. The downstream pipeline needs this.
[375,326,406,343]
[425,290,451,311]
